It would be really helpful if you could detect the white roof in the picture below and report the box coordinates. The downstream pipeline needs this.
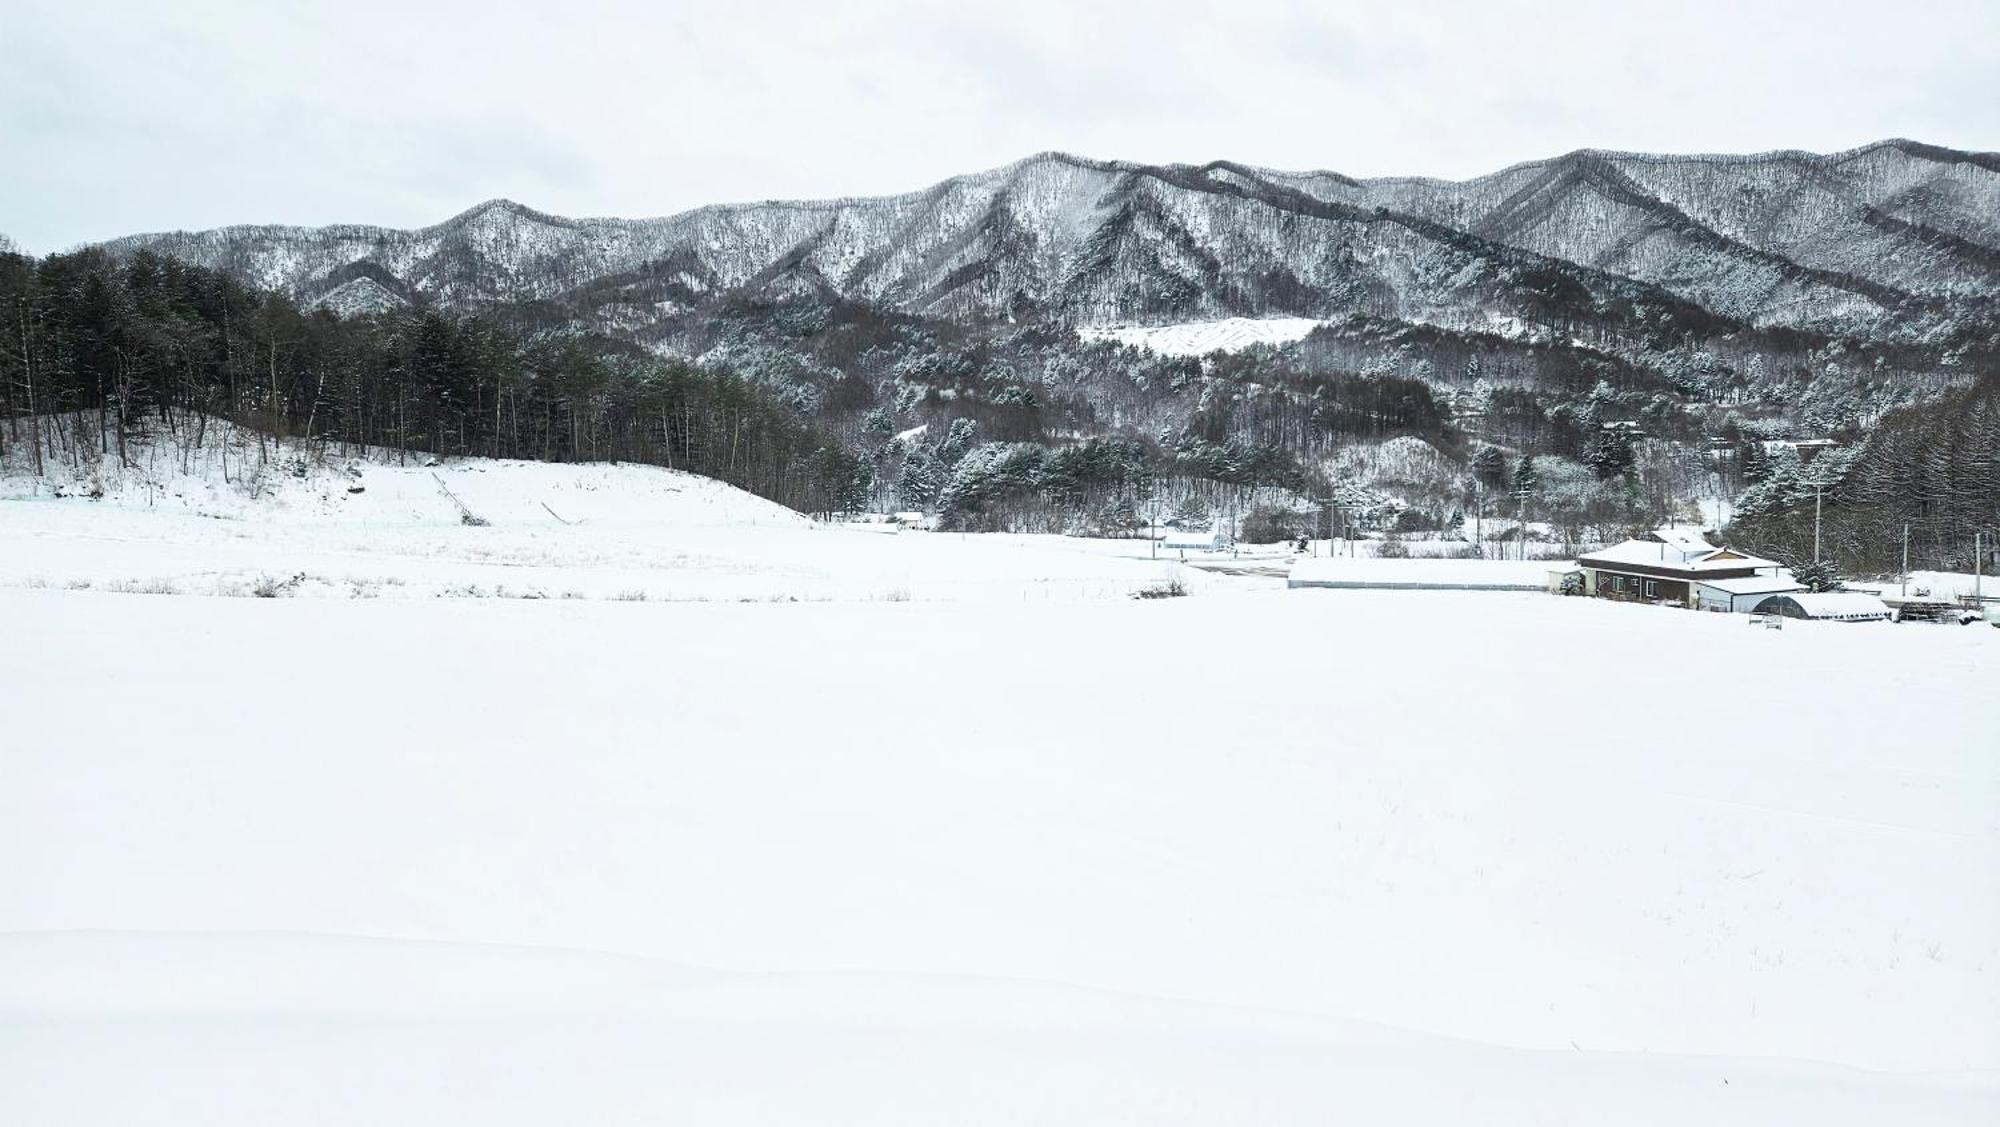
[1579,538,1782,573]
[1651,527,1714,555]
[1759,592,1893,619]
[1696,574,1804,595]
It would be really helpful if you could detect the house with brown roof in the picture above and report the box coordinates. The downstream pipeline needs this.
[1576,529,1790,610]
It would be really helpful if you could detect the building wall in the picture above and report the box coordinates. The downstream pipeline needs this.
[1586,568,1691,606]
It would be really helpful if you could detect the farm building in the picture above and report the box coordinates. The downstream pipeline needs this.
[1693,574,1808,613]
[1750,592,1892,622]
[1576,529,1787,609]
[1759,437,1841,463]
[1161,526,1226,554]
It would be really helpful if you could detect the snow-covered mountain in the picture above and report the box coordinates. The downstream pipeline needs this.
[104,140,2000,343]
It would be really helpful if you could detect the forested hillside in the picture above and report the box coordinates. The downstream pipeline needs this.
[1730,371,2000,573]
[0,248,867,516]
[24,140,2000,558]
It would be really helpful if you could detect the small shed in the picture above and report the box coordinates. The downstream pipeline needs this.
[1546,566,1582,595]
[1750,592,1891,622]
[1162,527,1225,554]
[1694,574,1806,613]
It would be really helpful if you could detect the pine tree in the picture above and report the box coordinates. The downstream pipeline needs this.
[937,417,977,464]
[1583,426,1636,480]
[1739,439,1770,484]
[1471,444,1508,490]
[1791,558,1845,592]
[1510,454,1540,499]
[1173,495,1211,527]
[897,446,942,510]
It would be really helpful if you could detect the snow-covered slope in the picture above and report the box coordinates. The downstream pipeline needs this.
[0,420,1196,601]
[1079,316,1326,355]
[0,421,807,529]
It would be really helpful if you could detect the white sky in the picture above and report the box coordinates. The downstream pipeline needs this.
[3,0,1995,253]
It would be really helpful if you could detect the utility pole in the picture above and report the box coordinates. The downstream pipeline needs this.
[1314,497,1337,559]
[1901,523,1910,598]
[1812,481,1825,564]
[1473,480,1483,559]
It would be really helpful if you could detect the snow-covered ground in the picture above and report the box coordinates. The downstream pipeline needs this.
[1289,556,1557,588]
[1852,570,1997,603]
[3,430,1996,1124]
[0,427,1199,603]
[1079,316,1325,356]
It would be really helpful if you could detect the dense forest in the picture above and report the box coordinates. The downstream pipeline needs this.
[1729,371,2000,574]
[0,248,868,516]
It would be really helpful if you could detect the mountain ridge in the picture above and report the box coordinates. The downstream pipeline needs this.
[111,138,1996,241]
[98,139,2000,346]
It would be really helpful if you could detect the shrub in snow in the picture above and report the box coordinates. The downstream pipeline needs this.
[251,572,305,598]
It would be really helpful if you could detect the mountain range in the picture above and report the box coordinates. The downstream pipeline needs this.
[103,140,2000,352]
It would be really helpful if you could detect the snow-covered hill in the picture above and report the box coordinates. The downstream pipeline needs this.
[0,420,1196,601]
[0,420,808,529]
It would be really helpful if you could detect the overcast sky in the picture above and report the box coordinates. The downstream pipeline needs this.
[4,0,1995,253]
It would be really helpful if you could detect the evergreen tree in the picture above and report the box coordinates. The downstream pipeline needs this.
[1791,558,1845,592]
[1582,426,1636,480]
[1471,444,1508,490]
[1510,454,1540,500]
[1172,495,1211,526]
[1739,439,1770,484]
[898,446,943,510]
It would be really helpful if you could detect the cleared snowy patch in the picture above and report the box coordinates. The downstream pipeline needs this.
[1079,316,1325,356]
[0,422,1201,602]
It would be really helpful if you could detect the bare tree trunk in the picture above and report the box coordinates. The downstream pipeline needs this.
[19,300,41,476]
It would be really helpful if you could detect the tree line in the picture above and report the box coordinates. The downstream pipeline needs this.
[0,248,866,515]
[1728,371,2000,574]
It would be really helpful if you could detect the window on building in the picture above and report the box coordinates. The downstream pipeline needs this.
[1645,580,1659,598]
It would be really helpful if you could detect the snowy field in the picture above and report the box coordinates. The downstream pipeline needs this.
[1289,556,1556,589]
[1078,316,1326,355]
[3,438,1997,1125]
[0,429,1200,603]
